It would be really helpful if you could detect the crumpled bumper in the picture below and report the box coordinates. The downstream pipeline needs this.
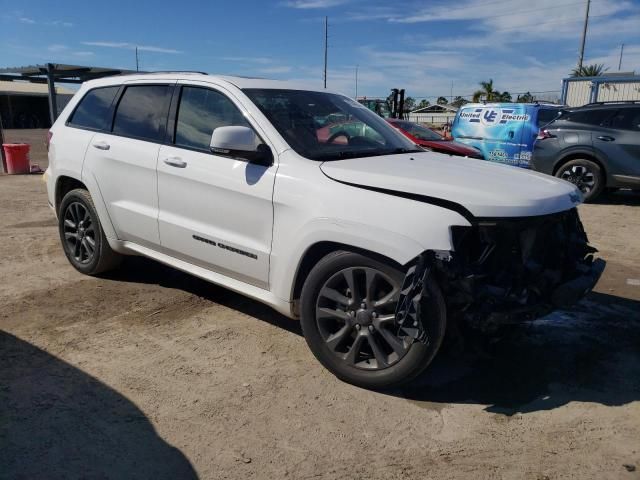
[551,257,606,308]
[430,208,605,329]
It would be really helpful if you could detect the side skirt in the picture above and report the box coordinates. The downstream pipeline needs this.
[110,240,295,319]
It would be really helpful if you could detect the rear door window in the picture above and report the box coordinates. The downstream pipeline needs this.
[564,108,617,126]
[113,85,172,142]
[68,86,119,131]
[174,86,251,151]
[607,108,640,131]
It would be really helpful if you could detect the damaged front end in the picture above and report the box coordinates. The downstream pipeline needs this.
[407,208,605,332]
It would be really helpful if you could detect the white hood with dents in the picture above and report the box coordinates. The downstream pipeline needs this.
[320,152,582,219]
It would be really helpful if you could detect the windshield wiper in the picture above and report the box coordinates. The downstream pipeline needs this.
[315,147,424,161]
[383,147,424,155]
[315,150,383,160]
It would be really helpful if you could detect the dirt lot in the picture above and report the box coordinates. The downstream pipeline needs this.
[1,174,639,480]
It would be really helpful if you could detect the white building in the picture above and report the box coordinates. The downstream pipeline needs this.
[407,104,458,126]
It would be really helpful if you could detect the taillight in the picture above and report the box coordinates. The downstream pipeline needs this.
[536,129,553,140]
[46,131,53,151]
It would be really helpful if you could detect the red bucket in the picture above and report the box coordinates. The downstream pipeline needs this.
[2,143,31,174]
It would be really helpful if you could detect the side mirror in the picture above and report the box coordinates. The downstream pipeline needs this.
[210,126,273,166]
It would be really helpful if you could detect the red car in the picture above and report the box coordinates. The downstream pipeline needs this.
[387,119,483,159]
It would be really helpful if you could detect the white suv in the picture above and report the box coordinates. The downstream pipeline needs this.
[45,73,604,388]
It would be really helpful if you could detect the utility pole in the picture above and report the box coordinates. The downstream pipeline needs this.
[450,81,453,103]
[323,16,328,88]
[355,64,358,99]
[135,46,139,72]
[618,43,624,71]
[577,0,590,72]
[0,115,6,173]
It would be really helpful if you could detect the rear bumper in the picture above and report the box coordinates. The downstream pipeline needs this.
[530,147,556,175]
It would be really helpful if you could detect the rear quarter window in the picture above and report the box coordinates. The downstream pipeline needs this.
[67,86,119,131]
[536,108,561,127]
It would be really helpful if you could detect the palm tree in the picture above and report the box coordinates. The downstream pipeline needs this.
[416,99,430,109]
[450,96,469,108]
[571,63,607,77]
[516,91,535,103]
[472,79,498,102]
[403,96,416,112]
[436,96,448,105]
[497,91,512,102]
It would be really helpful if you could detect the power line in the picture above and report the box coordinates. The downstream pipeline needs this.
[362,90,562,101]
[459,0,588,22]
[470,11,611,34]
[403,0,599,19]
[392,0,607,23]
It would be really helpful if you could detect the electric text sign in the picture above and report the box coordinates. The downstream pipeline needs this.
[452,104,534,168]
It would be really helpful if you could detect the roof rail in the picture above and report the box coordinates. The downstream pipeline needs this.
[583,100,640,106]
[141,70,209,75]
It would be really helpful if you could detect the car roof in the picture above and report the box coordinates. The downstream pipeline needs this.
[568,101,640,112]
[82,72,337,93]
[460,102,563,108]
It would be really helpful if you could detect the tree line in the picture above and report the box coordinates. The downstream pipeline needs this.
[398,63,607,112]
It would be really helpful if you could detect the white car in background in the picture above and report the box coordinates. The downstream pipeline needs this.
[45,73,604,389]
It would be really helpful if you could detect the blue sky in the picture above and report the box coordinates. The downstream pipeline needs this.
[2,0,639,101]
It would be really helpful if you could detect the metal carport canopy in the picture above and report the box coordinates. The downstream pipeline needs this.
[0,63,138,124]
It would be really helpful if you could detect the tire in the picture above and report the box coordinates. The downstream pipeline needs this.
[555,158,604,202]
[58,188,122,275]
[300,251,446,389]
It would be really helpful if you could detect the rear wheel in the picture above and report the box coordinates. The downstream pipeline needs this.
[555,158,604,202]
[300,251,446,389]
[58,188,122,275]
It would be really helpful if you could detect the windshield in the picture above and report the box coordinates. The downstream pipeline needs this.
[243,89,421,161]
[393,121,442,141]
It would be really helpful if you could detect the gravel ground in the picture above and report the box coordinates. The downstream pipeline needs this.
[1,174,639,480]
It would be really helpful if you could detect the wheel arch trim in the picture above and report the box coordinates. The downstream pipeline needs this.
[53,170,119,240]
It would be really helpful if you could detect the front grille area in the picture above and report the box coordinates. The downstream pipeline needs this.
[437,208,598,326]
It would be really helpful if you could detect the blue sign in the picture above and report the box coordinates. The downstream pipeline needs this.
[451,103,536,168]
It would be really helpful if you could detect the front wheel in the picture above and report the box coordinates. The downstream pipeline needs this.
[555,159,604,202]
[300,251,446,389]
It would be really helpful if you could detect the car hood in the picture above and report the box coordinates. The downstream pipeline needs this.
[320,151,581,219]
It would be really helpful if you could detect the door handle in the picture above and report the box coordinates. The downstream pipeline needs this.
[597,135,615,142]
[92,141,110,150]
[163,157,187,168]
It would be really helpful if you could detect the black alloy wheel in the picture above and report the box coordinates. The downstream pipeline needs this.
[63,201,96,264]
[58,188,122,275]
[315,266,410,370]
[300,251,446,389]
[555,158,604,202]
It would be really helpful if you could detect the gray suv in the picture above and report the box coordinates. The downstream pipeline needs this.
[531,102,640,201]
